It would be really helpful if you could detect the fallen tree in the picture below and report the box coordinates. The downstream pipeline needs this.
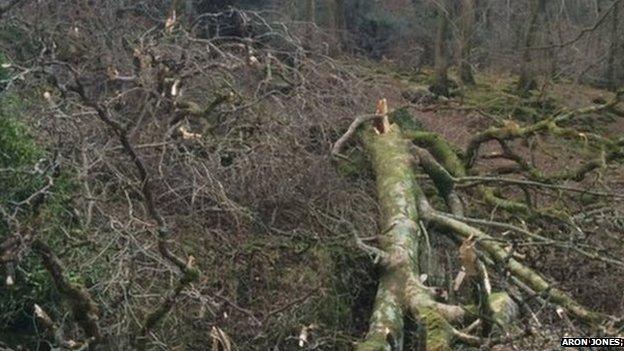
[333,99,617,350]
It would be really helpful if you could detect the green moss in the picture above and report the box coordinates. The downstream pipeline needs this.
[579,193,599,205]
[0,93,45,230]
[462,81,520,118]
[356,334,392,351]
[363,127,422,227]
[420,308,453,351]
[488,292,519,325]
[0,90,89,333]
[0,52,8,81]
[337,151,369,178]
[0,25,40,62]
[404,131,465,177]
[460,75,559,124]
[390,107,423,133]
[481,187,529,214]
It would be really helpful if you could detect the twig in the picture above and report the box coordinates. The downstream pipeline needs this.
[0,0,23,17]
[529,0,623,50]
[456,175,624,199]
[442,212,624,267]
[331,114,376,156]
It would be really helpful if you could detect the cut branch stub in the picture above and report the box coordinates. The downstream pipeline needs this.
[374,98,390,134]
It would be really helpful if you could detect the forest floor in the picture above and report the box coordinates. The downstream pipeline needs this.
[156,58,624,350]
[3,48,624,350]
[340,61,624,350]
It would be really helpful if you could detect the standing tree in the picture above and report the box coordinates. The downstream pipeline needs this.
[307,0,316,24]
[331,0,346,48]
[457,0,476,85]
[607,0,620,91]
[430,0,451,97]
[517,0,545,94]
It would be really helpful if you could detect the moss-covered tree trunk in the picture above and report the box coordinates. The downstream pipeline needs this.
[345,102,602,350]
[350,104,522,350]
[357,126,462,351]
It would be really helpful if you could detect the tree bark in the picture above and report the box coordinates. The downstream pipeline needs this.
[185,0,195,24]
[517,0,545,94]
[306,0,316,24]
[32,239,102,343]
[332,0,345,47]
[356,126,460,351]
[607,0,619,91]
[431,3,451,97]
[353,110,518,351]
[458,0,476,85]
[338,101,607,350]
[544,5,557,79]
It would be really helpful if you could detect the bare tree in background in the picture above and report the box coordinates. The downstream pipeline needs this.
[517,0,545,94]
[607,0,620,91]
[306,0,316,24]
[431,0,451,97]
[331,0,346,48]
[458,0,476,85]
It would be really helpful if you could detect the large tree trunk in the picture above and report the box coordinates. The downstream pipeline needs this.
[185,0,195,25]
[354,105,519,351]
[332,0,345,48]
[431,4,451,97]
[517,0,545,94]
[544,4,558,79]
[458,0,476,85]
[306,0,316,24]
[356,125,460,351]
[607,0,619,91]
[337,100,606,350]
